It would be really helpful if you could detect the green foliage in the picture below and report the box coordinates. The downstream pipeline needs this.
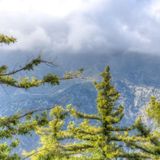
[25,66,160,160]
[0,143,20,160]
[0,35,83,89]
[146,96,160,125]
[63,68,84,80]
[0,56,61,89]
[0,111,49,159]
[0,34,16,44]
[0,34,83,159]
[43,74,59,85]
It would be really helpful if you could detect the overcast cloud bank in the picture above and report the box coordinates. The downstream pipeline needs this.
[0,0,160,55]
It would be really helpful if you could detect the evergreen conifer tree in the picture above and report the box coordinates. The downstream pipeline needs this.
[26,66,160,160]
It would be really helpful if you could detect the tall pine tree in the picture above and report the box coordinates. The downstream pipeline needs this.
[26,66,160,160]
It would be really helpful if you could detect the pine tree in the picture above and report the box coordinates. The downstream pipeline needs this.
[26,66,160,160]
[66,66,156,160]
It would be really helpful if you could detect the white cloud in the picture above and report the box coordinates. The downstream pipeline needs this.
[148,0,160,20]
[1,0,160,55]
[0,0,104,17]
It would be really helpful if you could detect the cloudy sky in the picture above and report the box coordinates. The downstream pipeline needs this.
[1,0,160,55]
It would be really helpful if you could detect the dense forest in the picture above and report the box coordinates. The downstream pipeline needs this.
[0,34,160,160]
